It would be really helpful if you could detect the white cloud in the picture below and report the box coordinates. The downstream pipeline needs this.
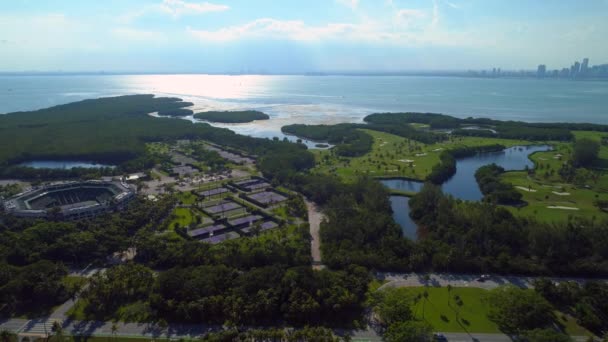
[119,0,229,22]
[188,13,485,48]
[335,0,359,10]
[159,0,229,18]
[188,19,361,42]
[112,28,167,43]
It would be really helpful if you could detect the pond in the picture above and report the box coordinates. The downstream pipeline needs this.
[379,178,424,193]
[442,145,551,201]
[388,195,418,240]
[380,145,552,239]
[18,160,115,169]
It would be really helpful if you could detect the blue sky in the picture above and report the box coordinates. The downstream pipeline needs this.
[1,0,607,72]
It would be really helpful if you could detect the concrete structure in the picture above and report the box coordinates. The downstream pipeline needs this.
[2,180,134,220]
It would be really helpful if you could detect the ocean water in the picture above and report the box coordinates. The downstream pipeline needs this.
[1,74,607,139]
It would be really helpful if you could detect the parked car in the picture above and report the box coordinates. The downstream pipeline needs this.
[476,274,491,282]
[433,333,448,341]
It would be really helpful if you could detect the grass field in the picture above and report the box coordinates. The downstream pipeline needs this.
[176,191,197,205]
[405,287,591,336]
[408,287,499,333]
[498,131,608,222]
[312,129,530,182]
[166,207,202,231]
[310,128,608,222]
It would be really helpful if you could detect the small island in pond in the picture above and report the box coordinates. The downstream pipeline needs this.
[194,110,270,123]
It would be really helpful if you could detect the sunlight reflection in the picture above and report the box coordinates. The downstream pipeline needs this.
[125,74,270,99]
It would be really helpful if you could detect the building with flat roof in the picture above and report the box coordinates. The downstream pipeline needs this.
[2,180,135,220]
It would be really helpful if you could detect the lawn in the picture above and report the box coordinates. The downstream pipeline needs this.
[176,191,197,205]
[407,287,499,333]
[312,129,530,182]
[497,131,608,222]
[167,207,202,230]
[404,287,592,337]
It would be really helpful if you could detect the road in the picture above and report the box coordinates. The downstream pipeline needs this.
[377,272,608,291]
[306,200,325,270]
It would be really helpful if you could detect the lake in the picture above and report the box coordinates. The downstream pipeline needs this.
[2,74,608,141]
[380,145,551,238]
[442,145,552,201]
[388,195,418,240]
[19,161,115,169]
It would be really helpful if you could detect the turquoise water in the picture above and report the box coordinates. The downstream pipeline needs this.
[1,75,607,140]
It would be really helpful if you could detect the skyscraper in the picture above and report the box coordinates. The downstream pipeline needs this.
[581,58,589,75]
[537,64,546,78]
[571,61,581,78]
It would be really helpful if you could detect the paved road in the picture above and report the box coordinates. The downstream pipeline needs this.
[0,318,28,333]
[377,272,608,291]
[3,317,595,342]
[306,200,325,270]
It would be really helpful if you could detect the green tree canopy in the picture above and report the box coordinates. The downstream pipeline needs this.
[522,328,573,342]
[384,321,433,342]
[486,285,555,334]
[373,287,414,326]
[572,138,600,167]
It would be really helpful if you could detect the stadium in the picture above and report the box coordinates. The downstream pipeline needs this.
[2,180,135,220]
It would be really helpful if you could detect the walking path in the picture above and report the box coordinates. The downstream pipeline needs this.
[306,200,325,270]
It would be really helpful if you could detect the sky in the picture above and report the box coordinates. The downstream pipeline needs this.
[1,0,607,73]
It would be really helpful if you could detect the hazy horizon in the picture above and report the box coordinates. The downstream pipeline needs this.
[1,0,608,73]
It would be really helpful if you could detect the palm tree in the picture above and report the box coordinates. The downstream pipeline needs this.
[50,321,63,342]
[111,322,118,340]
[422,290,429,319]
[447,284,453,307]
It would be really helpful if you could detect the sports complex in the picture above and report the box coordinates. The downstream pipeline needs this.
[2,180,135,220]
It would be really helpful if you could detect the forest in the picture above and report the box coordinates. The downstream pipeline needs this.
[0,95,314,181]
[282,121,444,157]
[194,110,270,123]
[363,112,602,141]
[282,124,373,157]
[475,163,523,205]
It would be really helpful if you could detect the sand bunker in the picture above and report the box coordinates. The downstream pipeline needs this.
[516,186,537,192]
[547,206,579,210]
[398,159,415,163]
[432,148,444,152]
[415,153,427,157]
[552,191,571,196]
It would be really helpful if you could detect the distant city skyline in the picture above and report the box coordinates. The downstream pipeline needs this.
[1,1,607,73]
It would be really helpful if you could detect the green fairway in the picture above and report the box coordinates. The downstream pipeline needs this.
[311,129,608,222]
[498,131,608,222]
[312,129,529,182]
[407,287,499,333]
